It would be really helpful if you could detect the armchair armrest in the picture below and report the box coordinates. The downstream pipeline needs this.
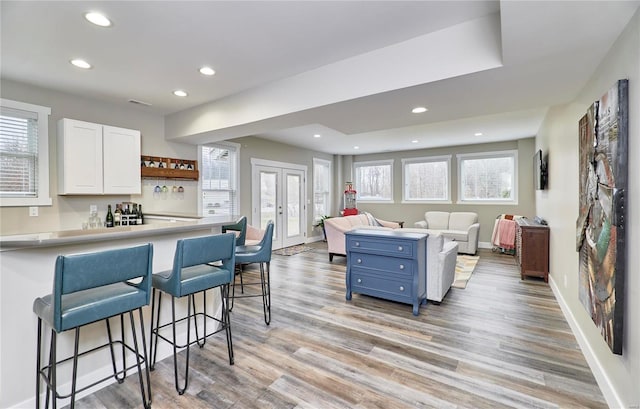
[414,220,428,228]
[466,222,480,254]
[377,219,400,229]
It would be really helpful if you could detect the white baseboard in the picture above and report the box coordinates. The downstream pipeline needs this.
[478,241,492,249]
[548,275,622,409]
[306,236,324,243]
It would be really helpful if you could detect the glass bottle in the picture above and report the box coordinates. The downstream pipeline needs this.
[105,205,114,228]
[114,204,122,226]
[137,204,143,225]
[130,204,138,225]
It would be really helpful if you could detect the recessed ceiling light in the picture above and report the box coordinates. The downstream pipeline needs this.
[411,140,419,144]
[412,107,428,114]
[70,59,92,69]
[199,66,215,76]
[313,134,321,138]
[354,146,360,150]
[474,132,483,136]
[84,12,112,27]
[173,90,188,97]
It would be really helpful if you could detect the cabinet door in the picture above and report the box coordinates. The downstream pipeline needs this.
[58,119,103,194]
[102,125,141,194]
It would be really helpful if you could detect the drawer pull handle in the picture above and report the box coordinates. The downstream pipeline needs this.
[398,246,403,251]
[357,258,362,264]
[357,278,362,283]
[399,286,405,291]
[355,242,360,247]
[399,264,405,270]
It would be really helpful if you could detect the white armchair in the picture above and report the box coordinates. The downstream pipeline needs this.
[403,229,458,303]
[414,211,479,255]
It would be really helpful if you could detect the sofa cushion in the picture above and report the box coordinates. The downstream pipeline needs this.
[425,211,450,230]
[449,212,478,231]
[440,230,469,242]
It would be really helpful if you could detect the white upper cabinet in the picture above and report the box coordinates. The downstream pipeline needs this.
[58,118,141,195]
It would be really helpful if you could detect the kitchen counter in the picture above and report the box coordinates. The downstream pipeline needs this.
[0,214,237,407]
[0,215,237,250]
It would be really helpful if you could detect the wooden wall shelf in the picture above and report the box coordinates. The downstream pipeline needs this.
[141,156,199,180]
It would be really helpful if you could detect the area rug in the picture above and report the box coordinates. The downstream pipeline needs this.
[273,245,313,256]
[452,255,480,289]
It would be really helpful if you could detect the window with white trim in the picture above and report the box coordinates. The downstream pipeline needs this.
[312,158,331,222]
[354,159,393,202]
[0,99,52,207]
[457,150,517,203]
[402,155,451,203]
[199,142,240,217]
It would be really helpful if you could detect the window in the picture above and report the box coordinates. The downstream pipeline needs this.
[402,155,451,203]
[354,159,393,202]
[0,99,51,207]
[313,158,331,222]
[199,142,240,217]
[457,150,517,203]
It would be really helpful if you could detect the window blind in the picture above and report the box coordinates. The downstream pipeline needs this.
[201,145,238,216]
[0,106,39,197]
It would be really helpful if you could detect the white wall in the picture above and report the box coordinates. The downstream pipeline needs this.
[536,9,639,408]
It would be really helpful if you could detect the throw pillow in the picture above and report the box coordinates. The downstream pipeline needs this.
[364,212,383,227]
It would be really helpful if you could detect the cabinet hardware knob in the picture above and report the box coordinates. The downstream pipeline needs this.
[399,286,404,291]
[357,259,362,264]
[355,242,360,247]
[399,264,404,270]
[357,278,362,283]
[398,246,403,251]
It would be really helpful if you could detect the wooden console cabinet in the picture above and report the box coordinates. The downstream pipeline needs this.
[345,229,427,316]
[516,218,550,282]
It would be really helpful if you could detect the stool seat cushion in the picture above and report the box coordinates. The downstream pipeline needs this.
[153,264,232,298]
[33,282,147,332]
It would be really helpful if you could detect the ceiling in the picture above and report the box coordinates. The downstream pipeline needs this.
[2,1,638,155]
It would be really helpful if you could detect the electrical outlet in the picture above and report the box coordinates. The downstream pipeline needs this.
[564,275,567,288]
[29,206,38,217]
[90,205,97,213]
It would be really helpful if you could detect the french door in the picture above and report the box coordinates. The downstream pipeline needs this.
[251,159,307,250]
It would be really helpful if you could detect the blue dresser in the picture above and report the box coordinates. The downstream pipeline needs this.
[345,229,428,316]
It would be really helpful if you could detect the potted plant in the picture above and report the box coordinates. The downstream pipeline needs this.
[314,215,331,241]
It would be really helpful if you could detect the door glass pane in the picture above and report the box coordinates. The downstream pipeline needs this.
[260,171,277,231]
[287,174,300,237]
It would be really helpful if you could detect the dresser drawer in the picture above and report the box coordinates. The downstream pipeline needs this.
[349,252,413,278]
[347,237,415,258]
[351,272,412,303]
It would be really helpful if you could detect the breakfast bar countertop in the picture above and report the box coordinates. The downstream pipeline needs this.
[0,214,237,250]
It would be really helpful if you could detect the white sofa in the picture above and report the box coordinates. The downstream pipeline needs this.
[324,214,400,261]
[414,211,479,255]
[402,229,458,303]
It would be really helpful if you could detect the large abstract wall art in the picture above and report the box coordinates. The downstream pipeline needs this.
[576,79,628,355]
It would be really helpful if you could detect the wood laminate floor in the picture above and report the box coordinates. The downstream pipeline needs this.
[74,245,607,409]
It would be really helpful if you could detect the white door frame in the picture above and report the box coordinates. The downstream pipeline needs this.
[251,158,307,249]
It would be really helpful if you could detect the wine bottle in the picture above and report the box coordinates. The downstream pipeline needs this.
[137,204,143,225]
[105,205,114,228]
[114,204,121,226]
[122,204,129,226]
[130,204,138,225]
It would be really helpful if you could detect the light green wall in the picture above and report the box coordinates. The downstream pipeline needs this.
[536,9,639,408]
[348,138,537,244]
[0,79,196,235]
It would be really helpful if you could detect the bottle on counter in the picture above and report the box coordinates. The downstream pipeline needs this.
[114,204,121,226]
[122,204,129,226]
[105,205,114,228]
[130,204,138,225]
[137,204,144,225]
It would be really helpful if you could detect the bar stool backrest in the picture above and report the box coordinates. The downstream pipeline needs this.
[166,233,236,295]
[222,216,247,246]
[52,243,153,331]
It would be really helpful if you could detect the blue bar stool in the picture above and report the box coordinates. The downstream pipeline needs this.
[149,233,235,395]
[222,216,248,291]
[232,221,274,325]
[33,243,154,409]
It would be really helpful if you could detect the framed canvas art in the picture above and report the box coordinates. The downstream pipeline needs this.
[576,79,628,355]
